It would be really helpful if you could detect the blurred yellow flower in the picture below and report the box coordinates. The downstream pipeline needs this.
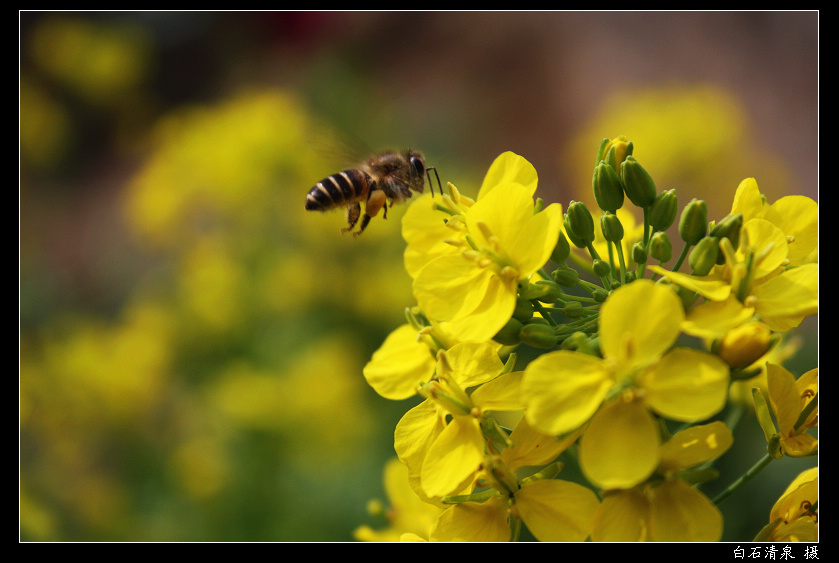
[354,458,444,542]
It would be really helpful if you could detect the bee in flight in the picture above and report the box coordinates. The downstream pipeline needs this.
[305,149,441,236]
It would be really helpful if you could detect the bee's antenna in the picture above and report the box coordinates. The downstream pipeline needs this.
[426,166,442,198]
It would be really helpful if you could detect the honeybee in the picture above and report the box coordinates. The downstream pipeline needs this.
[305,149,441,236]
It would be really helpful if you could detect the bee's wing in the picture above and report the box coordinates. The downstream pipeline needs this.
[304,126,375,171]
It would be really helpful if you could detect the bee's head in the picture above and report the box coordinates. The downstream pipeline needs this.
[407,150,441,197]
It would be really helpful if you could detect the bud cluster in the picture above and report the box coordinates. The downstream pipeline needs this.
[359,136,818,543]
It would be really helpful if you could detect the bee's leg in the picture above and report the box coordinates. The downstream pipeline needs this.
[355,214,372,237]
[341,202,361,234]
[382,202,389,219]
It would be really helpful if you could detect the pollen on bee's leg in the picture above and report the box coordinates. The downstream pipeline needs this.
[366,190,387,218]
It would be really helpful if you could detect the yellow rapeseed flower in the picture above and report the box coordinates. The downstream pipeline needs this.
[522,280,729,489]
[766,364,818,458]
[651,179,818,333]
[592,421,733,542]
[393,342,522,499]
[354,458,444,542]
[757,466,818,542]
[406,152,563,342]
[430,417,599,542]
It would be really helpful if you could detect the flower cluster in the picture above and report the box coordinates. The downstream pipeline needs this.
[358,138,817,542]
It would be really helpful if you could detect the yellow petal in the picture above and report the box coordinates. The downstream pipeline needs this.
[592,489,650,542]
[470,371,523,412]
[363,325,435,400]
[579,398,660,490]
[781,434,818,457]
[515,479,600,542]
[430,496,511,542]
[413,254,493,322]
[765,195,818,265]
[402,193,461,279]
[504,416,586,471]
[648,479,723,541]
[444,341,504,389]
[599,279,684,372]
[641,348,730,422]
[796,368,818,427]
[477,151,538,200]
[681,296,755,340]
[730,177,766,222]
[740,218,788,279]
[394,400,446,476]
[658,421,734,473]
[766,363,801,434]
[522,351,612,436]
[509,202,564,277]
[413,255,517,342]
[421,418,485,497]
[770,468,818,523]
[647,266,732,301]
[467,181,541,259]
[751,263,818,332]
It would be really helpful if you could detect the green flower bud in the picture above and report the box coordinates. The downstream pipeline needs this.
[551,266,579,288]
[566,201,595,246]
[649,231,672,262]
[562,301,584,318]
[623,270,636,283]
[649,189,678,232]
[592,288,609,303]
[631,241,647,264]
[600,212,624,243]
[512,296,534,322]
[620,155,657,208]
[519,323,558,349]
[596,136,633,168]
[519,280,562,303]
[595,138,610,165]
[551,230,571,263]
[493,317,523,346]
[710,213,743,263]
[534,280,563,304]
[679,198,708,245]
[561,332,600,356]
[710,212,743,241]
[688,236,720,275]
[525,316,551,326]
[592,258,611,278]
[563,218,587,249]
[592,161,625,212]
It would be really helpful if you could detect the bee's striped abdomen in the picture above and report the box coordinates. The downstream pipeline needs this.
[305,169,372,211]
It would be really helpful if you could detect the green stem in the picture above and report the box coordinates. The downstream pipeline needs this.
[530,300,558,326]
[712,453,773,506]
[613,240,627,285]
[672,242,691,273]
